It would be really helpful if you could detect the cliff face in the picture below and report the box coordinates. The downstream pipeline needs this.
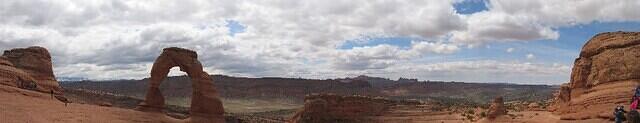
[0,46,60,93]
[551,32,640,120]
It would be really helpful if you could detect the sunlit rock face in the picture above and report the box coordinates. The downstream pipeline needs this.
[551,32,640,120]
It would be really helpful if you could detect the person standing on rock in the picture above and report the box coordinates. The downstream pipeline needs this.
[614,105,627,123]
[631,85,640,110]
[629,110,640,123]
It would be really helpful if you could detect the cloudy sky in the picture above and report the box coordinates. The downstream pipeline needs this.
[1,0,640,84]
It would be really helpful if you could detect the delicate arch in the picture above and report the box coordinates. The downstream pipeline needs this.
[137,47,224,123]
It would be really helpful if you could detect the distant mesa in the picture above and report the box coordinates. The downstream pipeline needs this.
[550,32,640,120]
[136,47,225,123]
[0,46,61,93]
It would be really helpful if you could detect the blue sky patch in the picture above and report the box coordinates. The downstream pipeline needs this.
[454,0,488,14]
[226,20,246,36]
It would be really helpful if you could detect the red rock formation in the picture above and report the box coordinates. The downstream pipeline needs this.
[289,93,425,123]
[548,84,570,112]
[487,96,507,119]
[551,32,640,120]
[289,94,388,123]
[137,47,224,123]
[0,56,35,89]
[0,46,60,93]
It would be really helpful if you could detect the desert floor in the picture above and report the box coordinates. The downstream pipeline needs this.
[0,85,614,123]
[0,86,182,123]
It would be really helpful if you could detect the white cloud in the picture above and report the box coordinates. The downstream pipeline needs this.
[452,0,640,45]
[526,53,535,60]
[2,0,638,83]
[397,61,571,84]
[452,11,560,44]
[332,60,571,84]
[410,41,460,54]
[506,48,514,53]
[331,42,459,70]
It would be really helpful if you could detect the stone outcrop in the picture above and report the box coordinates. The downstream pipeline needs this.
[551,32,640,120]
[0,46,60,93]
[487,96,507,119]
[290,94,389,123]
[136,47,225,123]
[527,102,542,111]
[288,93,424,123]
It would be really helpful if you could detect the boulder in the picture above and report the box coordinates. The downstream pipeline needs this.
[551,32,640,120]
[0,46,60,93]
[487,96,507,119]
[98,102,113,107]
[137,47,225,123]
[528,102,541,111]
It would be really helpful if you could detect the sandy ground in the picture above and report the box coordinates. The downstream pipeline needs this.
[477,111,612,123]
[476,111,559,123]
[0,86,182,123]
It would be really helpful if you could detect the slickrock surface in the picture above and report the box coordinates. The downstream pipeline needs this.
[0,46,60,93]
[137,47,225,123]
[0,85,181,123]
[551,32,640,120]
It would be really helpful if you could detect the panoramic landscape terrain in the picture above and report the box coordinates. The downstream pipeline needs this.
[2,0,640,123]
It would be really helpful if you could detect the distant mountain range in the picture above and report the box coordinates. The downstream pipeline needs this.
[57,77,89,82]
[60,74,556,106]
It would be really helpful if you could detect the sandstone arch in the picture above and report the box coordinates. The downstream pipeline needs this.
[137,47,224,123]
